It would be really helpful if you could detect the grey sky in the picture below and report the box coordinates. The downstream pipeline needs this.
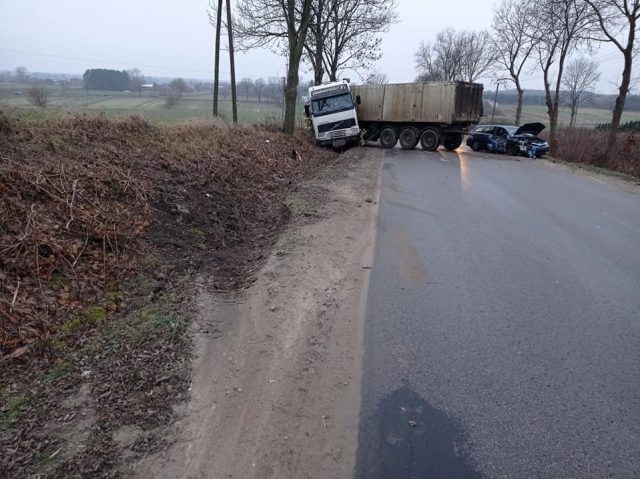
[0,0,625,93]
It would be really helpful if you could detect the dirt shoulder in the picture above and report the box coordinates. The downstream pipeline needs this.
[542,156,640,195]
[132,147,383,479]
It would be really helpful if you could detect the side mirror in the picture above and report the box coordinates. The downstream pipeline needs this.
[304,104,310,117]
[356,95,361,105]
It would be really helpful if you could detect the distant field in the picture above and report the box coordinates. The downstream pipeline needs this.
[487,103,640,127]
[0,84,292,125]
[3,83,639,129]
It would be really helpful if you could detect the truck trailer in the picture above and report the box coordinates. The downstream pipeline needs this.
[306,80,484,151]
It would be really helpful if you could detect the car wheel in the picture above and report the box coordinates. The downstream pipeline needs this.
[443,133,463,151]
[471,140,481,151]
[506,144,518,156]
[399,127,418,150]
[420,128,440,151]
[379,127,397,149]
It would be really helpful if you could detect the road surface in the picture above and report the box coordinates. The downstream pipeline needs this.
[356,148,640,478]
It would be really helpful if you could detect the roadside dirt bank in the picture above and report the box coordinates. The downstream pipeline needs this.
[132,147,383,479]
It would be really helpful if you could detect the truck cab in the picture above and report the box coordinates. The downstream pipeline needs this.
[306,80,360,148]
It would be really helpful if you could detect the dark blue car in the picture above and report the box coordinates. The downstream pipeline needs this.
[466,123,549,158]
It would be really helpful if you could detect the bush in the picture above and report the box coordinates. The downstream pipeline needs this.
[165,92,179,108]
[27,85,48,108]
[554,128,639,177]
[595,120,640,132]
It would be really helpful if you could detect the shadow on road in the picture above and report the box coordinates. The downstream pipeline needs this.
[356,385,482,479]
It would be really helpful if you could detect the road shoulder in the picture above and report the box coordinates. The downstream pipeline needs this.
[133,147,383,479]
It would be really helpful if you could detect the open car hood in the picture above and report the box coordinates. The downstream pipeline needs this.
[515,122,545,136]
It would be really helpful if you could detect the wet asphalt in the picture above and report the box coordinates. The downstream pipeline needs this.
[355,148,640,479]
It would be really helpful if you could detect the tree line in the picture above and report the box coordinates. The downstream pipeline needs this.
[414,0,639,160]
[209,0,399,133]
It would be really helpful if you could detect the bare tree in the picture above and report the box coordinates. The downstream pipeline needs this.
[27,85,48,108]
[127,68,145,97]
[584,0,640,160]
[169,78,188,99]
[254,78,266,102]
[238,77,254,100]
[15,66,29,83]
[492,0,538,125]
[562,57,600,126]
[266,76,285,103]
[305,0,329,85]
[321,0,398,82]
[59,79,71,98]
[415,28,493,82]
[531,0,597,150]
[365,71,389,84]
[461,31,495,82]
[235,0,314,134]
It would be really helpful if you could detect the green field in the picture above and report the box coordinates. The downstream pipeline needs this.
[0,84,291,125]
[3,82,639,129]
[487,103,640,128]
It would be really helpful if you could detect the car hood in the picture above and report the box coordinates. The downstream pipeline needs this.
[515,122,545,136]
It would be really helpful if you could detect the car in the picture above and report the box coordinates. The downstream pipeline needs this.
[466,123,549,158]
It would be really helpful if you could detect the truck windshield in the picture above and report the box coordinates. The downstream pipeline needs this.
[311,93,354,116]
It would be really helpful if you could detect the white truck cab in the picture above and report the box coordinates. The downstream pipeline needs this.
[305,80,360,148]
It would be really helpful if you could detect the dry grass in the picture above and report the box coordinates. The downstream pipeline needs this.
[554,128,640,178]
[0,111,335,357]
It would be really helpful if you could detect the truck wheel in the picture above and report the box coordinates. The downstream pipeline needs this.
[443,133,463,150]
[379,127,397,149]
[420,129,440,152]
[399,128,418,150]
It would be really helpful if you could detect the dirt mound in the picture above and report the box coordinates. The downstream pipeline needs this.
[0,112,335,357]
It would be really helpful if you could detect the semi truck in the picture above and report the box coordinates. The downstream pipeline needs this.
[305,80,484,151]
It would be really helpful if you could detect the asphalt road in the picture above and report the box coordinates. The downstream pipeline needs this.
[355,148,640,479]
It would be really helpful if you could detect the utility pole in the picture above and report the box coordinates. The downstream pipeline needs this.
[213,0,223,116]
[491,78,510,123]
[226,0,238,124]
[491,81,500,124]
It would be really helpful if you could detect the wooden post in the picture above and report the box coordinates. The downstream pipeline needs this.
[226,0,238,124]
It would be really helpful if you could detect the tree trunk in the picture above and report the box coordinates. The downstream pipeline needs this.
[313,3,324,85]
[226,0,237,124]
[604,50,633,161]
[213,0,223,116]
[515,82,523,126]
[542,66,555,151]
[283,67,299,134]
[570,105,577,128]
[282,0,313,134]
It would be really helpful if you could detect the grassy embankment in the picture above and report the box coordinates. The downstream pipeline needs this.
[0,111,334,477]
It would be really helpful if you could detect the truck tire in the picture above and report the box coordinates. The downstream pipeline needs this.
[443,133,463,150]
[420,128,440,151]
[399,127,418,150]
[379,127,397,149]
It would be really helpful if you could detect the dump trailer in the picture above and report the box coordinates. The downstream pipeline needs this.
[351,81,484,151]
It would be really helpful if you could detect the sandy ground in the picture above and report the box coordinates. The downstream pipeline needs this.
[132,147,383,479]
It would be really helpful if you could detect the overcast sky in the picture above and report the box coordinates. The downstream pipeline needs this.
[0,0,625,93]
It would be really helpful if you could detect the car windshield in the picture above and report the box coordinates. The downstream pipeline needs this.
[311,93,354,116]
[504,126,518,135]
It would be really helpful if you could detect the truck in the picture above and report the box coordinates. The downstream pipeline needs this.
[305,80,484,151]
